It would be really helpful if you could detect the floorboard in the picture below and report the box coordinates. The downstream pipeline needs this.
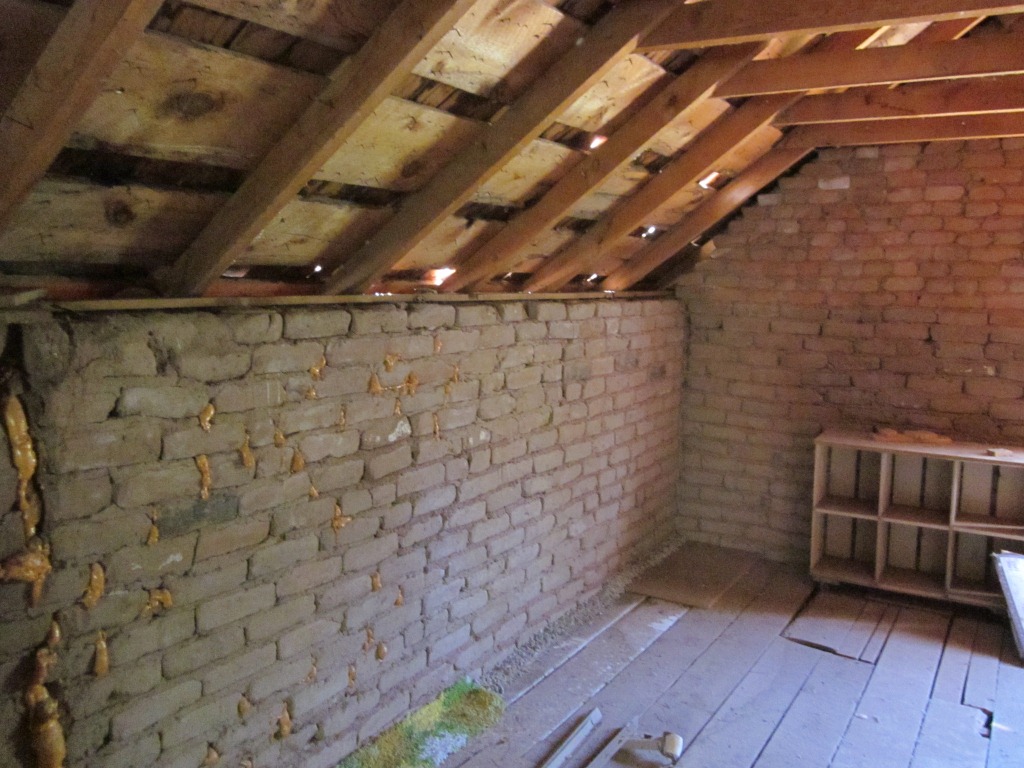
[830,607,951,768]
[753,652,872,768]
[672,637,822,768]
[446,552,1018,768]
[963,620,1004,712]
[453,598,686,768]
[909,698,988,768]
[932,615,978,704]
[989,633,1024,768]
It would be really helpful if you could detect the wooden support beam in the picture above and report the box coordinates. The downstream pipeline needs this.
[521,94,796,293]
[638,0,1024,51]
[601,147,812,291]
[0,0,163,233]
[0,0,62,116]
[778,76,1024,125]
[322,0,678,295]
[784,112,1024,147]
[437,43,762,293]
[159,0,478,297]
[717,34,1024,98]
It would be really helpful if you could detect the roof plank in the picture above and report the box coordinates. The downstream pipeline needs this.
[784,112,1024,147]
[322,0,679,295]
[638,0,1024,51]
[717,34,1024,98]
[778,76,1024,125]
[602,147,812,291]
[159,0,479,297]
[441,43,762,292]
[521,94,797,292]
[0,0,164,233]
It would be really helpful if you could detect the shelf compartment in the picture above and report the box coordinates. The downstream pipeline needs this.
[953,513,1024,539]
[878,565,946,601]
[812,556,876,588]
[816,496,878,519]
[883,504,949,530]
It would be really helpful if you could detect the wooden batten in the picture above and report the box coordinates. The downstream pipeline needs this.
[717,34,1024,98]
[638,0,1024,51]
[778,75,1024,125]
[784,112,1024,147]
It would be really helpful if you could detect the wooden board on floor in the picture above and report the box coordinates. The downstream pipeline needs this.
[515,559,785,768]
[627,542,760,608]
[783,588,890,659]
[453,598,687,768]
[908,698,988,768]
[962,619,1004,712]
[830,607,951,768]
[860,604,899,664]
[631,565,814,749]
[990,632,1024,768]
[995,551,1024,659]
[931,615,978,704]
[661,637,822,768]
[753,652,872,768]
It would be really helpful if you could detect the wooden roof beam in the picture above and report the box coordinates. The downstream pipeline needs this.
[785,112,1024,147]
[779,76,1024,125]
[638,0,1024,51]
[438,42,764,294]
[159,0,478,297]
[717,33,1024,98]
[322,0,679,295]
[0,0,163,234]
[602,147,812,291]
[521,94,797,293]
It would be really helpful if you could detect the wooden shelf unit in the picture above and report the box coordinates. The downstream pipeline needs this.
[811,429,1024,608]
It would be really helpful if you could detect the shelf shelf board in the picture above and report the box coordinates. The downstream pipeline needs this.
[883,505,949,530]
[948,577,1004,608]
[953,513,1024,539]
[815,496,878,519]
[812,556,875,588]
[878,566,945,600]
[817,429,1024,467]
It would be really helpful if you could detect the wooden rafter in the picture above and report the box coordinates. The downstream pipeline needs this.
[0,0,164,233]
[778,76,1024,125]
[322,0,679,295]
[0,0,62,116]
[785,112,1024,147]
[520,94,796,293]
[158,0,478,297]
[602,147,812,291]
[438,43,763,293]
[717,33,1024,98]
[637,0,1024,51]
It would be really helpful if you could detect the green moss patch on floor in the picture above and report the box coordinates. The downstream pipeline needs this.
[338,680,504,768]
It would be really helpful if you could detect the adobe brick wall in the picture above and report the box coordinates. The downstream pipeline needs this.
[0,298,683,768]
[676,138,1024,562]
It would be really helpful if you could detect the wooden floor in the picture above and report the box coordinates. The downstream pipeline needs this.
[447,557,1024,768]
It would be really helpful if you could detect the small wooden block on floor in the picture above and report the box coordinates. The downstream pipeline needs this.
[627,543,759,608]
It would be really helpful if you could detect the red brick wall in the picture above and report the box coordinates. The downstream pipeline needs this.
[677,139,1024,562]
